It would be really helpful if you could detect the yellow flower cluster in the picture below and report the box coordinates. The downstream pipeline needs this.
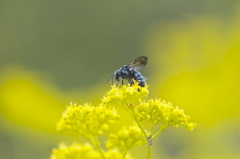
[107,125,146,155]
[51,82,197,159]
[102,83,149,109]
[135,99,198,131]
[57,103,119,138]
[51,143,132,159]
[51,143,100,159]
[102,83,197,132]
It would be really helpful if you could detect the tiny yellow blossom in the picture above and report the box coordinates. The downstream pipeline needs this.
[107,125,146,155]
[135,98,198,131]
[57,103,119,138]
[102,82,149,109]
[50,143,101,159]
[51,143,133,159]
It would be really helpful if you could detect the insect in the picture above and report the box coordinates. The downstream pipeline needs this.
[106,56,148,87]
[147,135,153,147]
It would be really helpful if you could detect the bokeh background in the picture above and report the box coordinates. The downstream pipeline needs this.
[0,0,239,159]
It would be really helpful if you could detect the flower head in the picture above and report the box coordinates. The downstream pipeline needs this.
[50,143,100,159]
[51,143,132,159]
[102,82,149,109]
[107,125,146,154]
[135,98,198,131]
[57,103,119,138]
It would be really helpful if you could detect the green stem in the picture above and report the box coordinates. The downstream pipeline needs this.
[122,151,127,159]
[92,135,106,159]
[146,122,154,159]
[147,144,151,159]
[130,110,151,159]
[149,122,154,135]
[131,110,148,138]
[152,128,165,140]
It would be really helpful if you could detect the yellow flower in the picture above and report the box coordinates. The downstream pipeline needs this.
[50,143,101,159]
[57,103,119,138]
[51,143,132,159]
[102,82,149,109]
[107,125,146,155]
[135,99,198,131]
[52,82,198,159]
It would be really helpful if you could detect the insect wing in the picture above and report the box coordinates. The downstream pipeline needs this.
[127,56,148,70]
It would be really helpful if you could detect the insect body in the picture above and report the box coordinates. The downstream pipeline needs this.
[106,56,148,87]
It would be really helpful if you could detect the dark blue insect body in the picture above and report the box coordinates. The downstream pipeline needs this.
[112,65,147,87]
[106,56,148,87]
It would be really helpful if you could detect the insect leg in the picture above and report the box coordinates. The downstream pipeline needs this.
[106,75,113,84]
[111,75,114,85]
[129,79,133,86]
[114,70,121,86]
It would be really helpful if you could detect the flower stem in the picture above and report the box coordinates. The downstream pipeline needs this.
[92,135,106,159]
[152,128,165,139]
[130,110,151,159]
[122,151,127,159]
[131,110,148,138]
[150,122,154,135]
[147,144,151,159]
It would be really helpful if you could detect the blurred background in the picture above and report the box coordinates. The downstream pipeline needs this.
[0,0,239,159]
